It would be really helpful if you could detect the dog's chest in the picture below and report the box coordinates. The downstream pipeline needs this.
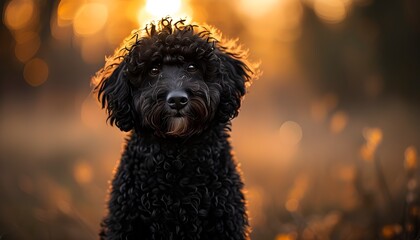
[124,136,231,222]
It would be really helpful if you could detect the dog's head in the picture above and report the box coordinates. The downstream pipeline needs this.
[92,18,257,138]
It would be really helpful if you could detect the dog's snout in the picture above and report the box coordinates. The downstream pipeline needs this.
[166,90,189,110]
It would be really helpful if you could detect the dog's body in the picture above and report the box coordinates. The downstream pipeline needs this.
[93,18,257,240]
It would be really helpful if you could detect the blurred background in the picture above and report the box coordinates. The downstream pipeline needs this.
[1,0,420,239]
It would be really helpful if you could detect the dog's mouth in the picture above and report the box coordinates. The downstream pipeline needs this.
[166,116,189,136]
[138,95,213,138]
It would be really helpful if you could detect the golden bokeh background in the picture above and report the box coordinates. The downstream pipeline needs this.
[1,0,420,239]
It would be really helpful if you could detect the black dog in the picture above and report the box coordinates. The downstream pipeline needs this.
[92,18,257,240]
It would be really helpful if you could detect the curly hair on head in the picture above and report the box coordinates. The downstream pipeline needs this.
[92,18,257,134]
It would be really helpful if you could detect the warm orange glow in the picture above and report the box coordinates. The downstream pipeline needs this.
[404,146,417,171]
[330,111,348,134]
[138,0,192,26]
[285,174,309,212]
[285,198,299,212]
[73,161,93,184]
[145,0,181,18]
[73,3,108,36]
[57,0,85,26]
[23,58,49,87]
[279,121,303,146]
[80,38,107,64]
[360,144,373,161]
[80,97,102,129]
[3,0,34,30]
[314,0,347,24]
[238,0,278,18]
[337,165,356,182]
[360,127,383,161]
[381,224,402,239]
[274,233,297,240]
[246,186,266,226]
[363,127,383,147]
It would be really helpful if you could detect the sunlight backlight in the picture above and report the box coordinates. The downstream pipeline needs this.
[138,0,192,26]
[145,0,181,18]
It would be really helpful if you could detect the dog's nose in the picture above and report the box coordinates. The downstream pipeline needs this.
[166,90,189,110]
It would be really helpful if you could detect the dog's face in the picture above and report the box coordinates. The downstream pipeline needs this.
[93,19,256,138]
[132,60,218,137]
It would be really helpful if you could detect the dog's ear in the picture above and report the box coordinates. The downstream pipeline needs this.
[216,51,253,122]
[93,61,135,132]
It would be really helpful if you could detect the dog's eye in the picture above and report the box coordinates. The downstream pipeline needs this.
[149,67,160,76]
[186,64,198,72]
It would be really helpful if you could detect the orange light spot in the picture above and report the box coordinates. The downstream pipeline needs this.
[57,0,85,26]
[4,0,34,30]
[360,144,374,161]
[285,174,309,212]
[314,0,347,24]
[274,233,296,240]
[404,146,417,171]
[330,111,348,134]
[23,58,49,87]
[73,161,93,184]
[363,127,383,147]
[279,121,303,146]
[381,225,402,239]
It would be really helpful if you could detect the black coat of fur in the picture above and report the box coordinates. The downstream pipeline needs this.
[93,18,257,240]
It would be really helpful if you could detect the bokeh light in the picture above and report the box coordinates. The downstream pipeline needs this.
[73,161,93,184]
[279,121,303,146]
[313,0,348,24]
[14,32,40,62]
[330,111,348,134]
[73,3,108,36]
[405,146,417,171]
[23,58,49,87]
[3,0,34,30]
[57,0,85,26]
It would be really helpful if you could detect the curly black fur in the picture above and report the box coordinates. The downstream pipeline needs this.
[92,18,257,240]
